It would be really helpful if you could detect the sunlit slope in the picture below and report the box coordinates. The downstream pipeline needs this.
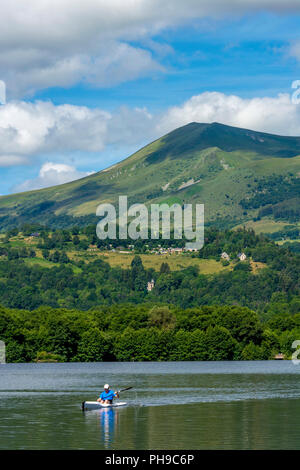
[1,122,300,229]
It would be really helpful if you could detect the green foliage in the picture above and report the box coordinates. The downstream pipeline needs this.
[75,328,112,362]
[160,262,171,273]
[279,328,300,358]
[212,306,262,345]
[267,314,296,332]
[114,327,171,361]
[1,225,300,316]
[233,261,252,272]
[148,306,176,330]
[35,351,64,362]
[204,326,237,360]
[0,302,282,363]
[241,342,267,360]
[0,224,300,363]
[169,329,205,360]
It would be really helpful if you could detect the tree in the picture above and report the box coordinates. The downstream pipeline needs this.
[42,249,50,260]
[114,327,161,361]
[204,326,237,360]
[131,256,147,291]
[148,306,176,330]
[214,306,263,345]
[267,313,296,332]
[76,328,111,362]
[160,262,170,274]
[51,250,60,263]
[73,235,80,246]
[241,342,266,360]
[59,252,69,264]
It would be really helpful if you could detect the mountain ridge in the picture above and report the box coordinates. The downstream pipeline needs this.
[1,121,300,231]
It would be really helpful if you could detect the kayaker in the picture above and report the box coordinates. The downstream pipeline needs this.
[97,384,119,404]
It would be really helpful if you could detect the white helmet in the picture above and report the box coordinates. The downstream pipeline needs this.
[104,384,109,389]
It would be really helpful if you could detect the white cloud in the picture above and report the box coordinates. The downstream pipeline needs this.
[1,0,300,96]
[14,162,94,192]
[0,97,160,168]
[157,91,300,136]
[0,100,110,167]
[0,42,164,97]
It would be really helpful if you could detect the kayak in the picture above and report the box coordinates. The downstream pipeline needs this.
[82,401,127,411]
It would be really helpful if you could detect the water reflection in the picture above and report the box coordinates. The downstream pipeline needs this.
[98,408,116,449]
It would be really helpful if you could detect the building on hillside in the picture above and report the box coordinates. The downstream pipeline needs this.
[238,252,247,261]
[169,247,183,254]
[274,353,285,360]
[221,252,230,261]
[30,232,40,237]
[88,245,97,252]
[147,279,155,292]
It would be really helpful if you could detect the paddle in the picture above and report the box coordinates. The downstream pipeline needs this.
[117,386,133,393]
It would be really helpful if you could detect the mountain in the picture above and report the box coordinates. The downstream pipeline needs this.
[1,121,300,231]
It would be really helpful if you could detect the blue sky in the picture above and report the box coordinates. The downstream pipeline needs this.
[1,2,300,195]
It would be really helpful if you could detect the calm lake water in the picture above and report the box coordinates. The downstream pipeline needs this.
[0,361,300,450]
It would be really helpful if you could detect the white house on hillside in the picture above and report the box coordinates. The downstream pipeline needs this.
[147,279,155,292]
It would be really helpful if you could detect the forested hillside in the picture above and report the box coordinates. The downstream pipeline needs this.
[0,225,300,315]
[1,224,300,361]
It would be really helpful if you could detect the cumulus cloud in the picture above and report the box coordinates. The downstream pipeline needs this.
[1,0,300,96]
[0,99,156,170]
[1,42,164,97]
[157,91,300,136]
[0,100,110,167]
[14,162,94,192]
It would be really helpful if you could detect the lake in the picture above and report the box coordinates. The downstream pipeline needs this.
[0,361,299,450]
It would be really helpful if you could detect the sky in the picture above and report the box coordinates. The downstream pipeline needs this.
[1,0,300,195]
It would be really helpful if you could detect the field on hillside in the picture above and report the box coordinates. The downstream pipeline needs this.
[2,234,233,273]
[234,218,293,234]
[94,252,232,273]
[20,250,267,274]
[276,239,300,245]
[1,233,268,274]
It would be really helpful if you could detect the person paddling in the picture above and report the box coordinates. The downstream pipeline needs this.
[97,384,119,404]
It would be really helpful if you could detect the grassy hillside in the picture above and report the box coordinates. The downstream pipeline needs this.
[1,122,300,231]
[0,224,291,314]
[0,230,234,274]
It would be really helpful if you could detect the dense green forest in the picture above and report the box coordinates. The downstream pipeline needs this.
[1,303,299,362]
[240,175,300,222]
[1,224,300,361]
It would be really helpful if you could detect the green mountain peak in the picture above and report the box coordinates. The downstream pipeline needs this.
[1,122,300,231]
